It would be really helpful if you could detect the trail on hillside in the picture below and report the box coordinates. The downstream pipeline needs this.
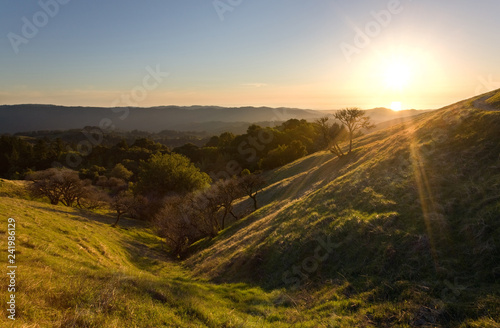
[473,94,499,111]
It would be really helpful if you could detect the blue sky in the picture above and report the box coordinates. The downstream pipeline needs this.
[1,0,499,110]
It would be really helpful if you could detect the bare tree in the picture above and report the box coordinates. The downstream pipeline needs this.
[110,191,136,227]
[214,178,241,229]
[315,116,347,157]
[154,195,198,258]
[27,168,105,208]
[334,108,374,153]
[187,189,222,237]
[239,169,266,210]
[76,183,109,210]
[27,168,82,206]
[26,168,65,205]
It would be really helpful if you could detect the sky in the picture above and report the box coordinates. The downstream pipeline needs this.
[1,0,499,110]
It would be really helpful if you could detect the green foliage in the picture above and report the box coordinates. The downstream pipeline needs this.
[260,140,307,170]
[110,163,133,181]
[135,152,211,197]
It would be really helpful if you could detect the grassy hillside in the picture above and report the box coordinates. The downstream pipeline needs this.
[186,95,500,326]
[0,182,338,328]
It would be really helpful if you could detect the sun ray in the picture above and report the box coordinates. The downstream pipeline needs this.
[408,129,449,271]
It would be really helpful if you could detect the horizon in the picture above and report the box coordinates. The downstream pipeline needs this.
[1,1,500,111]
[0,102,433,112]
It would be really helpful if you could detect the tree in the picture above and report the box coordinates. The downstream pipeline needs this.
[110,191,136,227]
[239,169,266,210]
[260,140,307,170]
[315,116,347,157]
[218,132,236,148]
[205,135,220,147]
[187,189,223,237]
[154,195,198,258]
[135,152,211,198]
[110,163,133,181]
[26,168,102,208]
[334,108,374,153]
[213,178,241,229]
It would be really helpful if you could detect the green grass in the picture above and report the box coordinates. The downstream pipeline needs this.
[2,184,426,327]
[0,195,316,327]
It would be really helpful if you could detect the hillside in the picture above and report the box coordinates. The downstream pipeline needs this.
[1,91,499,327]
[0,104,425,135]
[0,181,319,327]
[186,91,500,326]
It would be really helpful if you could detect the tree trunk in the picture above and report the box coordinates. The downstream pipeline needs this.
[112,212,122,227]
[251,195,258,210]
[349,131,353,153]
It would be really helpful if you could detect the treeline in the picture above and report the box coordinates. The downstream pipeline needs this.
[1,118,323,179]
[175,119,329,176]
[2,109,371,180]
[0,135,170,180]
[176,109,372,176]
[17,128,210,148]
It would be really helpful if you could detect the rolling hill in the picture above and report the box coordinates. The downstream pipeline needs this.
[0,181,305,327]
[1,90,499,327]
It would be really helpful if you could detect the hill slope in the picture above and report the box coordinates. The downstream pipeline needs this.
[0,183,334,328]
[186,91,500,326]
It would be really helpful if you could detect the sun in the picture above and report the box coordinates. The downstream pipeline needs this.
[391,101,403,111]
[384,61,411,90]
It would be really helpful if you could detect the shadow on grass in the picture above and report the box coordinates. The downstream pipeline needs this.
[29,203,150,230]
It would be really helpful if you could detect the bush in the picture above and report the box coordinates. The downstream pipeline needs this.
[154,195,201,257]
[153,174,266,257]
[26,168,105,208]
[260,140,307,170]
[135,153,211,198]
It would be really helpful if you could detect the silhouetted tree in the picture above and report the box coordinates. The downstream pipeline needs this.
[334,108,374,153]
[213,178,241,229]
[315,116,347,157]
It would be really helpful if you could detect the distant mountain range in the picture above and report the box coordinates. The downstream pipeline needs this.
[0,104,430,134]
